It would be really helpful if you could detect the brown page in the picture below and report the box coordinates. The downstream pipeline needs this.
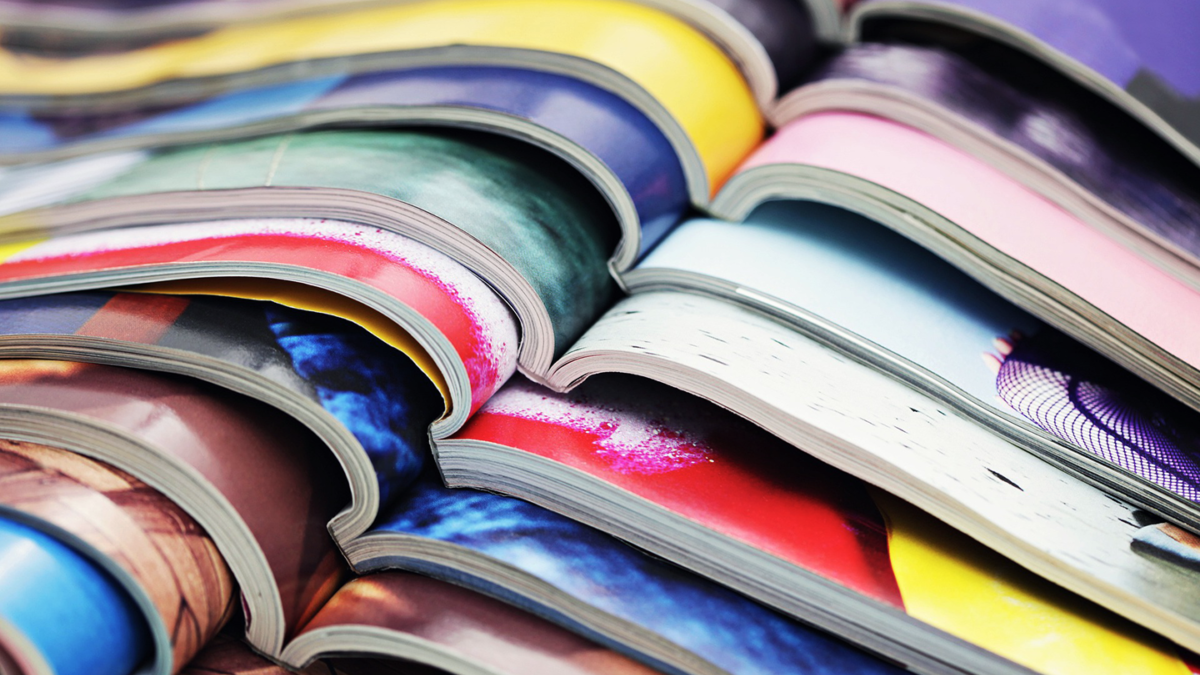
[0,437,235,671]
[0,360,349,637]
[300,572,659,675]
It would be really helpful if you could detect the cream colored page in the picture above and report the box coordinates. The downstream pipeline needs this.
[560,291,1200,647]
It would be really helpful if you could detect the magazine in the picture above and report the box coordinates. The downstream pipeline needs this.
[283,572,664,675]
[772,43,1200,293]
[625,200,1200,532]
[0,513,151,675]
[0,130,618,375]
[0,296,907,675]
[0,359,350,658]
[440,373,1200,675]
[709,112,1200,421]
[0,63,696,254]
[345,469,901,675]
[0,423,669,675]
[0,218,519,432]
[0,0,761,191]
[0,438,234,674]
[0,0,781,113]
[530,290,1200,653]
[848,0,1200,168]
[0,288,456,543]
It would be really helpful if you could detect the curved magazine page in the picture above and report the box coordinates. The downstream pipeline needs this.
[0,0,761,192]
[132,278,450,402]
[657,0,806,96]
[345,471,901,675]
[0,218,520,434]
[0,514,150,675]
[0,0,776,118]
[541,291,1200,653]
[0,64,692,261]
[626,203,1200,528]
[804,0,847,43]
[181,633,334,675]
[773,44,1200,291]
[0,290,444,542]
[700,0,817,91]
[848,0,1200,168]
[1,129,617,372]
[0,438,234,673]
[635,0,778,108]
[0,360,349,657]
[710,112,1200,422]
[285,572,662,675]
[443,375,1200,675]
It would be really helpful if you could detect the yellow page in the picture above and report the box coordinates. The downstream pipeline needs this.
[0,0,761,191]
[129,277,451,407]
[877,489,1189,675]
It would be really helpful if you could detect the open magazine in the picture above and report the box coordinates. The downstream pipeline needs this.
[0,335,907,675]
[625,200,1200,531]
[2,2,1200,671]
[0,0,761,194]
[0,437,659,675]
[0,438,231,675]
[5,278,1200,675]
[848,0,1200,169]
[441,373,1200,675]
[773,42,1200,295]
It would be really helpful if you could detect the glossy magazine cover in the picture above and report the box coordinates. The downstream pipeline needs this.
[366,469,901,675]
[0,438,234,671]
[799,43,1200,266]
[635,200,1200,503]
[729,112,1200,419]
[0,290,443,506]
[0,0,762,190]
[0,65,691,252]
[0,359,349,644]
[297,572,661,675]
[452,375,1200,675]
[853,0,1200,159]
[0,514,150,675]
[2,129,617,357]
[0,217,519,414]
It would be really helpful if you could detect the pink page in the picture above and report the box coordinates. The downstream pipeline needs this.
[740,112,1200,370]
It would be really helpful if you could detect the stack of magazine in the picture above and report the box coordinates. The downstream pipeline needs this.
[0,1,1199,674]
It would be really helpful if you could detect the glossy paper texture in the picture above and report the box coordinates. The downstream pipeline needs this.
[995,331,1200,502]
[637,200,1200,505]
[0,65,690,253]
[0,290,442,506]
[556,290,1200,651]
[740,113,1200,382]
[0,515,149,675]
[637,201,1041,405]
[303,572,660,675]
[26,129,616,357]
[0,438,234,671]
[856,0,1200,152]
[706,0,817,89]
[0,359,348,636]
[799,43,1200,267]
[454,375,1195,675]
[134,278,447,399]
[0,217,519,414]
[370,471,901,675]
[0,0,762,189]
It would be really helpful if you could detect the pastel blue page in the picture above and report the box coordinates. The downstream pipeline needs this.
[637,200,1043,405]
